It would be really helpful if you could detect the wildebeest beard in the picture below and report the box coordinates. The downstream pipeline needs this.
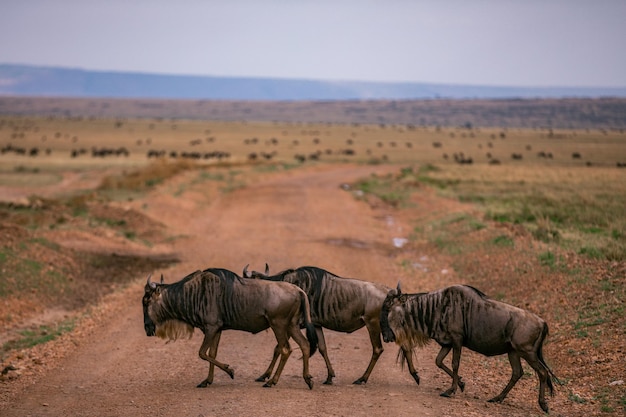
[155,319,194,342]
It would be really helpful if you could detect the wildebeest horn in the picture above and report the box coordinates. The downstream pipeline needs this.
[396,281,402,295]
[264,263,270,275]
[147,274,157,289]
[243,264,250,278]
[160,274,164,284]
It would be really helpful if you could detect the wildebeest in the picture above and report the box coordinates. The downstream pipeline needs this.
[380,283,559,412]
[244,264,414,385]
[142,268,318,389]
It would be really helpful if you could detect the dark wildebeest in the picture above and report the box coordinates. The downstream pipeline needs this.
[142,268,318,389]
[380,283,559,413]
[244,264,415,385]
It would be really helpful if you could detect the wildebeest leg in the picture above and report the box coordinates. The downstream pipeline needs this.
[440,344,465,397]
[263,337,292,388]
[316,327,336,385]
[256,344,280,382]
[520,351,550,412]
[435,345,465,393]
[197,330,234,387]
[353,321,384,385]
[400,346,420,385]
[205,331,222,386]
[288,323,314,389]
[488,350,523,405]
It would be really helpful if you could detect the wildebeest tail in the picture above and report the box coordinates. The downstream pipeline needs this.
[396,346,416,371]
[299,290,318,356]
[538,322,561,395]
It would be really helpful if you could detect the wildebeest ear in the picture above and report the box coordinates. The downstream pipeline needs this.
[396,281,402,295]
[264,263,270,275]
[160,274,164,285]
[243,264,250,278]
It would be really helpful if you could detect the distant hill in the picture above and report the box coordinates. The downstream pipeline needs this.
[1,64,625,100]
[2,96,625,129]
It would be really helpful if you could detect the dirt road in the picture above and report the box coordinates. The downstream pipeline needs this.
[2,165,539,417]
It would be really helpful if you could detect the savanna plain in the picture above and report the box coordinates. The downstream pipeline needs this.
[0,99,624,416]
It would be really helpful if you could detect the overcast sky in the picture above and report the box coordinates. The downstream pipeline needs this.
[1,0,625,87]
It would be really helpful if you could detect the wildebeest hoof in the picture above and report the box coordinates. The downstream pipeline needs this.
[458,379,465,392]
[410,372,420,385]
[225,366,234,379]
[539,400,549,413]
[262,381,275,388]
[305,376,314,390]
[197,379,211,388]
[440,388,456,398]
[255,375,269,382]
[352,378,367,385]
[487,396,504,403]
[323,378,333,385]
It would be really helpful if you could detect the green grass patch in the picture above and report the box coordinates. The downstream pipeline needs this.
[0,250,68,298]
[96,217,127,228]
[30,237,61,251]
[569,392,587,404]
[123,231,136,240]
[469,219,486,230]
[578,246,604,259]
[197,171,225,181]
[492,235,514,247]
[538,251,556,268]
[384,164,626,261]
[352,172,412,207]
[1,319,75,356]
[432,235,463,255]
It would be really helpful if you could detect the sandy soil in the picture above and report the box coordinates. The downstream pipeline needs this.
[0,164,559,416]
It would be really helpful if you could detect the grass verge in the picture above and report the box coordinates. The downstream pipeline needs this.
[1,319,76,360]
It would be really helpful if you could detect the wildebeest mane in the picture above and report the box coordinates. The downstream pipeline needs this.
[292,266,340,301]
[154,268,244,329]
[203,267,244,284]
[150,269,203,329]
[202,268,246,324]
[463,284,488,298]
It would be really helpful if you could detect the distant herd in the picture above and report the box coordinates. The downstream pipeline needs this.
[142,264,560,413]
[1,132,625,167]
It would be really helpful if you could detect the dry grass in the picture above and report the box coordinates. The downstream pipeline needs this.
[98,158,199,191]
[2,115,624,260]
[423,164,626,260]
[1,115,625,172]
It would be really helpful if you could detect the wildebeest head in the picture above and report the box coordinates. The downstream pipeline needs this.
[142,274,163,336]
[242,263,270,279]
[380,282,408,343]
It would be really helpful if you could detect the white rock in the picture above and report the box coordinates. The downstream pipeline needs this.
[393,237,408,248]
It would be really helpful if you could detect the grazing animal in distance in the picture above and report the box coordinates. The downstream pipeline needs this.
[380,283,559,413]
[244,264,416,386]
[142,268,318,389]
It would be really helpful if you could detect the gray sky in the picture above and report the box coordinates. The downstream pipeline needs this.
[1,0,625,87]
